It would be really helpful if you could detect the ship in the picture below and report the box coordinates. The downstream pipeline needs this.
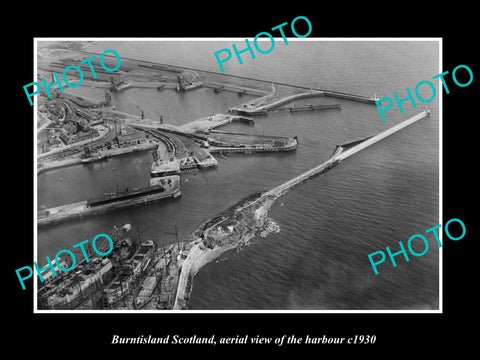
[132,260,163,309]
[133,239,181,309]
[102,240,156,308]
[133,272,159,309]
[37,153,182,227]
[82,154,107,164]
[149,145,181,187]
[110,76,132,91]
[37,224,135,310]
[113,81,132,91]
[86,182,180,208]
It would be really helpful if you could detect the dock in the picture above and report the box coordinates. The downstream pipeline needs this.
[172,110,430,310]
[38,49,381,179]
[38,182,182,227]
[230,89,325,115]
[38,111,430,309]
[261,103,341,116]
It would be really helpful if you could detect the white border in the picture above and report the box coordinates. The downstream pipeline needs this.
[33,37,442,314]
[438,39,443,313]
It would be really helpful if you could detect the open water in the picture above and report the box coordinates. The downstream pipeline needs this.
[37,39,440,310]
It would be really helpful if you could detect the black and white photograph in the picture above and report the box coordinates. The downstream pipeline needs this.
[33,38,440,312]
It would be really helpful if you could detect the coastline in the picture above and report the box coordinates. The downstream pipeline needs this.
[174,194,278,309]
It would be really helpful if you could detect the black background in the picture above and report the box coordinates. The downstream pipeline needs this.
[6,4,476,355]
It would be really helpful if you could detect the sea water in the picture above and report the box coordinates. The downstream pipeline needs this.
[37,40,439,310]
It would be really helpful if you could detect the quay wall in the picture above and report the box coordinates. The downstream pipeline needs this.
[254,90,325,111]
[324,90,377,103]
[38,187,181,227]
[232,90,325,115]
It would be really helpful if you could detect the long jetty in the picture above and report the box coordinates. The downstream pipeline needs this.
[265,110,430,198]
[335,110,429,161]
[230,88,377,117]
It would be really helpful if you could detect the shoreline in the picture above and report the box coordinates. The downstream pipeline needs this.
[172,110,429,310]
[36,43,381,310]
[173,195,277,310]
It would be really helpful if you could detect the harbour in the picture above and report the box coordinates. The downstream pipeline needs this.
[172,110,431,310]
[37,110,431,310]
[36,40,440,311]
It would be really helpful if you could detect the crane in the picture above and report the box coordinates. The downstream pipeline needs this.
[164,224,181,252]
[135,105,145,119]
[135,225,150,247]
[155,110,163,124]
